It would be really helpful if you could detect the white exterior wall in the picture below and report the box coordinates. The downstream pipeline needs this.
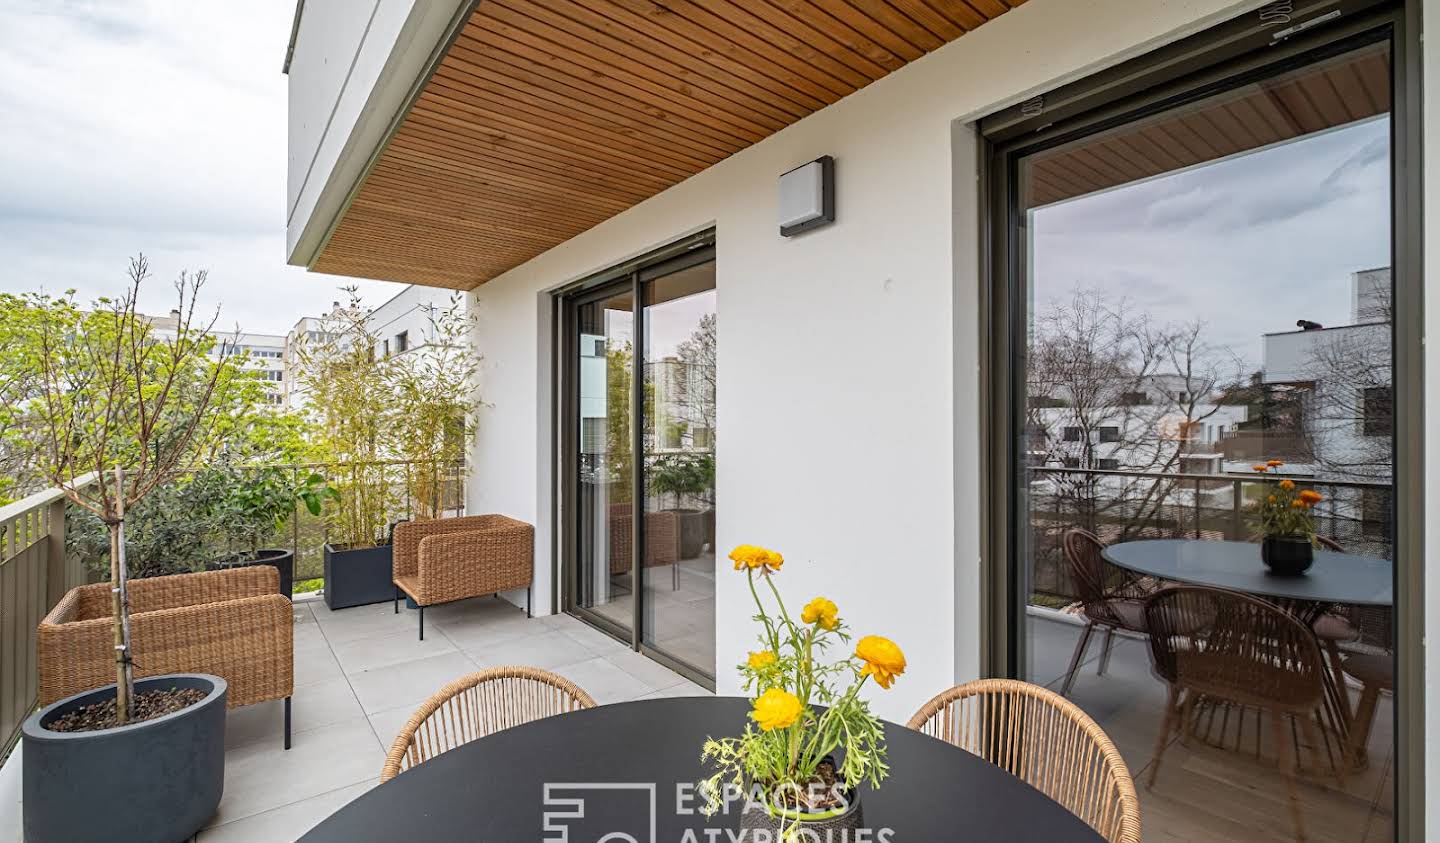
[366,284,464,358]
[285,0,467,263]
[458,0,1270,723]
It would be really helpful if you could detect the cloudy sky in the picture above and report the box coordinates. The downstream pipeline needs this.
[0,1,401,336]
[1031,115,1391,373]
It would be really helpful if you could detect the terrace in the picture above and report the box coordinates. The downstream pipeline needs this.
[1,586,706,842]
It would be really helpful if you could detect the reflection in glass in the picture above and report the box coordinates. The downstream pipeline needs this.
[574,292,635,636]
[1015,43,1394,840]
[642,261,717,675]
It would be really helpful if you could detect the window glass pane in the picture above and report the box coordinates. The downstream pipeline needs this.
[1016,41,1394,841]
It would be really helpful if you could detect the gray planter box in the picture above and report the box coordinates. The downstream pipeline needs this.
[22,673,227,843]
[323,543,394,609]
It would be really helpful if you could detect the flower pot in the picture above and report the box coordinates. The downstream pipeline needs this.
[22,673,227,843]
[323,542,395,609]
[1262,534,1314,576]
[208,548,294,598]
[738,787,864,842]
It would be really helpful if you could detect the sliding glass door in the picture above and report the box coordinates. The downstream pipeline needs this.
[987,6,1413,839]
[564,241,717,684]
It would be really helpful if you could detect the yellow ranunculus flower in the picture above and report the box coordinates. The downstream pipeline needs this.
[1299,489,1323,505]
[1252,464,1269,473]
[729,544,784,573]
[1267,459,1284,467]
[747,650,777,670]
[750,688,803,731]
[1279,479,1295,490]
[801,597,839,630]
[855,636,906,690]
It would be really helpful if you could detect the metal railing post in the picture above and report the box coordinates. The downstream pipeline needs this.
[44,497,67,606]
[1230,479,1243,541]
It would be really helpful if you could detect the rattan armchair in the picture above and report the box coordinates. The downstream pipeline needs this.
[907,678,1140,843]
[1059,528,1158,696]
[392,515,535,640]
[38,566,295,747]
[381,667,596,782]
[1143,586,1339,841]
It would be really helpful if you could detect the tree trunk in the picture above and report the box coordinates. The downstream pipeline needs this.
[110,467,135,723]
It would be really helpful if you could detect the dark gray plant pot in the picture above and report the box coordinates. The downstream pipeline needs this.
[323,542,394,609]
[738,788,864,841]
[22,673,227,843]
[671,508,708,559]
[208,548,294,598]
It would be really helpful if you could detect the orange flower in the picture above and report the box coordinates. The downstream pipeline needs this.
[1292,499,1308,509]
[1298,489,1324,505]
[1251,464,1269,473]
[1278,479,1295,491]
[1266,459,1284,467]
[1267,495,1277,504]
[729,545,784,573]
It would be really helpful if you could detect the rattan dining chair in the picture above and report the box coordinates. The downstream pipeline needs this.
[1059,528,1157,696]
[907,678,1140,843]
[381,667,597,782]
[1144,586,1338,842]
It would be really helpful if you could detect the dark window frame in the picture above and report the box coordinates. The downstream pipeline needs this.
[977,3,1421,836]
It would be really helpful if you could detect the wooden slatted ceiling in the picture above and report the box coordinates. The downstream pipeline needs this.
[1025,44,1391,210]
[313,0,1025,289]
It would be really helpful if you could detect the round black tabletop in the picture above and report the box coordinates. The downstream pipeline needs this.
[1102,539,1392,606]
[300,696,1106,842]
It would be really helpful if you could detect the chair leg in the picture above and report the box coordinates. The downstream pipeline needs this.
[393,586,399,615]
[1345,682,1382,773]
[284,696,292,751]
[418,604,425,641]
[1300,711,1342,788]
[1148,685,1180,789]
[1060,621,1096,697]
[1098,626,1116,677]
[1273,709,1306,843]
[1324,639,1352,723]
[526,586,532,619]
[672,563,679,591]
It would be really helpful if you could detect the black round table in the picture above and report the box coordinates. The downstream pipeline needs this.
[1101,539,1392,614]
[300,697,1106,842]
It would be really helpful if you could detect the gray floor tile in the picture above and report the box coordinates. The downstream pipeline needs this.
[208,717,382,828]
[225,677,367,751]
[463,629,596,671]
[552,657,657,705]
[198,779,376,842]
[603,649,690,689]
[331,628,457,674]
[346,651,477,714]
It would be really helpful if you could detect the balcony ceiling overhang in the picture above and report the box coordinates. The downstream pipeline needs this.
[310,0,1025,290]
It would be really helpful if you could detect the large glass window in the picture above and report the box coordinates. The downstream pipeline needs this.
[1010,39,1396,840]
[566,245,717,683]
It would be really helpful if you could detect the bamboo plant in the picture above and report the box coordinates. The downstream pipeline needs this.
[292,289,395,547]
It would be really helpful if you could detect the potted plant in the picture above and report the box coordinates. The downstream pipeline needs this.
[701,545,904,840]
[207,462,338,598]
[22,257,243,842]
[294,290,401,609]
[648,452,714,559]
[1250,459,1326,575]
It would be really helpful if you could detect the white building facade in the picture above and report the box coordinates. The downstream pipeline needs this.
[284,1,1434,836]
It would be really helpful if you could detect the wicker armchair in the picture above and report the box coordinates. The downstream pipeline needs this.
[38,566,294,747]
[381,667,595,782]
[392,515,535,640]
[907,678,1140,843]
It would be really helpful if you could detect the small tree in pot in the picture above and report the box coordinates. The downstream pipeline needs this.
[23,256,247,842]
[31,256,242,721]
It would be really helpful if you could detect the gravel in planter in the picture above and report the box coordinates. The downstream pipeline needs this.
[45,687,209,733]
